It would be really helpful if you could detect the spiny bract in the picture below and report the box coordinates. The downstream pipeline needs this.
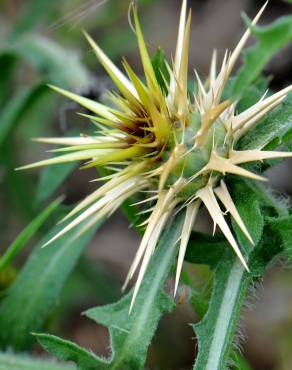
[19,0,292,311]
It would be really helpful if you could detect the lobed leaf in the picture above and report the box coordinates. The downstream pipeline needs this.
[37,212,185,370]
[35,334,107,370]
[231,15,292,98]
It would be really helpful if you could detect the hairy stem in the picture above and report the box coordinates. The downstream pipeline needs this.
[193,250,252,370]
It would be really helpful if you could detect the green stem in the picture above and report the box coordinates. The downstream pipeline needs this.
[193,251,252,370]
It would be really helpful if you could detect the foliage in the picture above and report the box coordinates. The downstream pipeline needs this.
[0,197,62,271]
[0,214,101,350]
[231,15,292,98]
[35,213,184,370]
[0,2,291,370]
[0,352,75,370]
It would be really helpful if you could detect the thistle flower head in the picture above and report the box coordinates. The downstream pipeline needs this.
[19,0,292,311]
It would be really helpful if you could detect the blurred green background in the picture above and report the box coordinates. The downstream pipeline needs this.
[0,1,291,369]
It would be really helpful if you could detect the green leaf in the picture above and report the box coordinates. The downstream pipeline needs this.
[0,197,62,272]
[9,0,60,40]
[235,78,269,113]
[185,232,226,268]
[0,84,53,218]
[35,163,78,205]
[267,215,292,257]
[0,84,48,147]
[0,217,101,350]
[151,48,170,94]
[231,352,253,370]
[0,53,18,107]
[120,198,144,236]
[0,352,75,370]
[231,15,292,98]
[85,213,184,370]
[59,257,121,310]
[230,180,264,253]
[248,226,283,278]
[243,180,289,217]
[48,251,122,322]
[37,212,185,370]
[180,267,213,320]
[10,35,90,89]
[35,334,107,370]
[237,93,292,151]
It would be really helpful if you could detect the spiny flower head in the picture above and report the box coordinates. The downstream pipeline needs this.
[19,0,292,311]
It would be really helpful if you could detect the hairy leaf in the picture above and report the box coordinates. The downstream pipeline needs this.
[37,212,185,370]
[235,78,269,113]
[230,180,264,253]
[231,352,253,370]
[238,94,292,151]
[243,180,289,217]
[0,352,75,370]
[0,218,101,350]
[267,215,292,257]
[85,214,184,370]
[231,15,292,98]
[35,334,107,370]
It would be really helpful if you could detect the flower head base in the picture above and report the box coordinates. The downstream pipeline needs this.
[19,0,292,311]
